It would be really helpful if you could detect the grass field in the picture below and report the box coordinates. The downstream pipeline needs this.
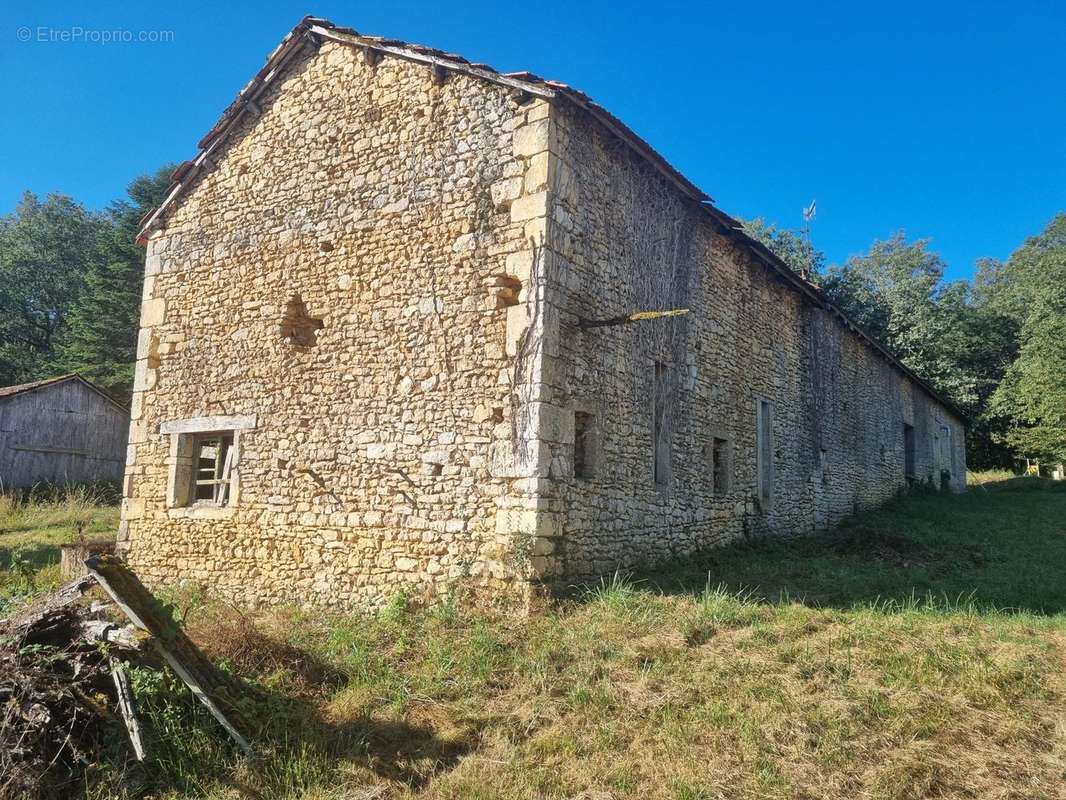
[2,475,1065,799]
[0,484,119,615]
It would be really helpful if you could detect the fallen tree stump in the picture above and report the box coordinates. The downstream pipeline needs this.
[59,539,115,581]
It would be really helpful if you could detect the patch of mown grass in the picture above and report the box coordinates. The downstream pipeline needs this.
[640,475,1066,614]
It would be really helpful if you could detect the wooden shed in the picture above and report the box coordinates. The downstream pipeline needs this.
[0,375,129,489]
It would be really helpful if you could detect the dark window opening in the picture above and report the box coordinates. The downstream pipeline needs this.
[903,423,916,478]
[193,432,234,506]
[653,363,671,487]
[711,437,729,494]
[757,399,773,508]
[574,411,596,480]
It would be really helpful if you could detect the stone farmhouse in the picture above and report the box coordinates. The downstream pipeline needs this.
[119,17,967,608]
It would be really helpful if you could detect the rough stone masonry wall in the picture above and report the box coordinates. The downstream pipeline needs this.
[120,39,556,609]
[539,101,967,582]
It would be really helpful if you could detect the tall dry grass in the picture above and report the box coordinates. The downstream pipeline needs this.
[75,477,1066,800]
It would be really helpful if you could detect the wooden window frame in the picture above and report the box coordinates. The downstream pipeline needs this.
[160,415,256,514]
[192,432,235,506]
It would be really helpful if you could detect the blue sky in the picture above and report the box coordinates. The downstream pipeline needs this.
[1,0,1063,281]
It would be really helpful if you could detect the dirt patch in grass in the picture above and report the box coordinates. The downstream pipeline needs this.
[831,525,936,567]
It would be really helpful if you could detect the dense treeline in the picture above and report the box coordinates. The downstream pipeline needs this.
[0,167,1061,469]
[0,166,174,399]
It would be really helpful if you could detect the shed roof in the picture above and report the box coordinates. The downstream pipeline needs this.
[0,374,129,413]
[135,16,966,423]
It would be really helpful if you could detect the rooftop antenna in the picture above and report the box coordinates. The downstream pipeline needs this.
[801,199,817,281]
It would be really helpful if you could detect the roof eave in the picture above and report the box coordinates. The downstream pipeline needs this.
[0,374,130,413]
[133,16,966,424]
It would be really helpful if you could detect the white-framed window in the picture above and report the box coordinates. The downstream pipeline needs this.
[159,415,256,512]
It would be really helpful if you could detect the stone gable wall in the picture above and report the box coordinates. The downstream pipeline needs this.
[539,101,966,581]
[121,40,554,608]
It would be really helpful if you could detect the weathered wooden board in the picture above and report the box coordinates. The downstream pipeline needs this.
[0,378,128,488]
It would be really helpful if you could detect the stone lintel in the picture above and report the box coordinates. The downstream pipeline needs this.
[160,414,258,435]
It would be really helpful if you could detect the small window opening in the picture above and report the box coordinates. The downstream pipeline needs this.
[711,437,730,494]
[903,423,916,478]
[193,432,234,506]
[280,293,324,347]
[574,411,596,480]
[493,276,522,309]
[653,363,671,487]
[756,399,773,509]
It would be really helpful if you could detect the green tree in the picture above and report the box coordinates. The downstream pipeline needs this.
[988,215,1066,464]
[979,214,1066,324]
[990,288,1066,463]
[742,217,825,280]
[0,192,104,385]
[948,257,1019,468]
[58,165,175,396]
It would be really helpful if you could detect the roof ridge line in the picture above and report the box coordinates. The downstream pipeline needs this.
[0,373,129,411]
[133,16,965,422]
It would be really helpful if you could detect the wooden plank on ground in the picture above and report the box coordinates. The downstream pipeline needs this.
[111,659,146,760]
[84,555,253,754]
